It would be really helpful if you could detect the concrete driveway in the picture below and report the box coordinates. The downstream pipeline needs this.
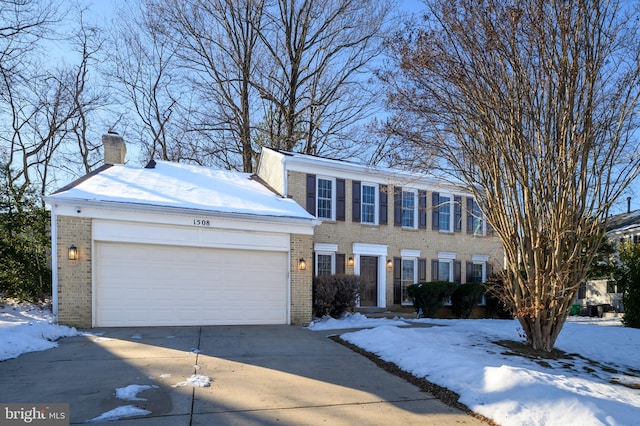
[0,325,486,425]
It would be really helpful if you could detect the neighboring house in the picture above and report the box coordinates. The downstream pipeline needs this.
[256,147,504,310]
[575,209,640,314]
[45,134,318,328]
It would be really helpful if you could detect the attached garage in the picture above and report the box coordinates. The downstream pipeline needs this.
[46,138,316,328]
[95,242,288,327]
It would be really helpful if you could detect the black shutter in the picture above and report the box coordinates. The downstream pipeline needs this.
[379,185,388,225]
[454,260,462,284]
[352,181,361,223]
[466,261,474,283]
[418,190,427,229]
[336,179,346,221]
[454,195,462,232]
[467,197,474,234]
[393,187,402,227]
[393,257,402,304]
[486,263,494,280]
[431,259,439,281]
[312,251,316,277]
[487,220,495,236]
[432,192,440,230]
[418,258,427,282]
[306,174,316,215]
[336,253,345,274]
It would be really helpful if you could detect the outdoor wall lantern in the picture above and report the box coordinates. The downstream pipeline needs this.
[68,245,78,261]
[348,256,354,266]
[386,259,393,268]
[298,258,307,271]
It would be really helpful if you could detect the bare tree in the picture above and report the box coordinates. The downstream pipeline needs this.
[0,0,65,200]
[146,0,266,172]
[383,0,640,351]
[105,2,186,164]
[257,0,390,157]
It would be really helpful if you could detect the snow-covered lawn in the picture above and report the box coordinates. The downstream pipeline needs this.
[0,299,78,361]
[309,313,640,426]
[2,300,638,425]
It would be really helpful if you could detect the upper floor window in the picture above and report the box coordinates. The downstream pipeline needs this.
[467,198,486,236]
[402,190,417,228]
[438,194,453,232]
[361,183,377,225]
[316,177,335,220]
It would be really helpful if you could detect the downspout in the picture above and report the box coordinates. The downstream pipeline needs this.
[50,205,58,323]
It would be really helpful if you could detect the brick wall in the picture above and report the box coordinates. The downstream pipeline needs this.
[56,216,92,328]
[288,170,504,307]
[290,233,313,325]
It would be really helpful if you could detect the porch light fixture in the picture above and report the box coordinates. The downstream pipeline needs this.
[68,245,78,261]
[386,259,393,268]
[298,258,307,271]
[348,256,354,266]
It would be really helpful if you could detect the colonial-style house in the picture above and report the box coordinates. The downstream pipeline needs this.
[46,135,504,328]
[256,147,504,310]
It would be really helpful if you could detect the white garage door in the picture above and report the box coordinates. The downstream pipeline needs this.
[95,242,288,326]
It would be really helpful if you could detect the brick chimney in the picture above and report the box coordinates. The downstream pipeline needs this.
[102,132,126,164]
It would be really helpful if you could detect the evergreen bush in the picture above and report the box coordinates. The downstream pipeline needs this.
[451,282,485,319]
[407,281,457,318]
[614,241,640,328]
[0,163,51,301]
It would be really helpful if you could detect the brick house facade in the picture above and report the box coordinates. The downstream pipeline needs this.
[257,147,504,310]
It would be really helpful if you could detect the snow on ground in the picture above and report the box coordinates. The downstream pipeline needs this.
[0,299,78,361]
[2,301,637,425]
[309,313,640,426]
[86,405,151,423]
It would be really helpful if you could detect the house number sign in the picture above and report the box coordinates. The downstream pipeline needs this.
[193,218,211,227]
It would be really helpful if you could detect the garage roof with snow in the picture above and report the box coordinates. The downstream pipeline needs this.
[49,160,316,221]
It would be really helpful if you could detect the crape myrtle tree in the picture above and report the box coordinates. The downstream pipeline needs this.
[383,0,640,351]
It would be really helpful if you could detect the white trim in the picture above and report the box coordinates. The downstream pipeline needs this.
[93,219,290,252]
[400,249,421,258]
[314,243,338,252]
[400,257,418,305]
[472,254,490,263]
[401,188,418,229]
[50,207,58,323]
[353,243,388,256]
[437,193,454,232]
[316,176,336,221]
[266,146,467,195]
[352,242,388,308]
[360,182,379,225]
[46,200,317,235]
[438,251,457,260]
[315,252,336,276]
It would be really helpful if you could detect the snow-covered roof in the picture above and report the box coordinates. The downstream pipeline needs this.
[606,209,640,234]
[47,161,317,222]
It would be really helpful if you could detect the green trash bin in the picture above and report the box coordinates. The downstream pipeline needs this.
[570,304,581,316]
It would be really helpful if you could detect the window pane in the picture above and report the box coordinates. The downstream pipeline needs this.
[401,259,415,304]
[362,185,376,224]
[438,261,450,282]
[472,200,483,235]
[471,263,483,282]
[439,195,450,231]
[317,179,332,219]
[317,254,332,276]
[402,191,415,227]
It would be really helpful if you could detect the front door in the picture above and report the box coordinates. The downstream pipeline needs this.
[360,256,378,306]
